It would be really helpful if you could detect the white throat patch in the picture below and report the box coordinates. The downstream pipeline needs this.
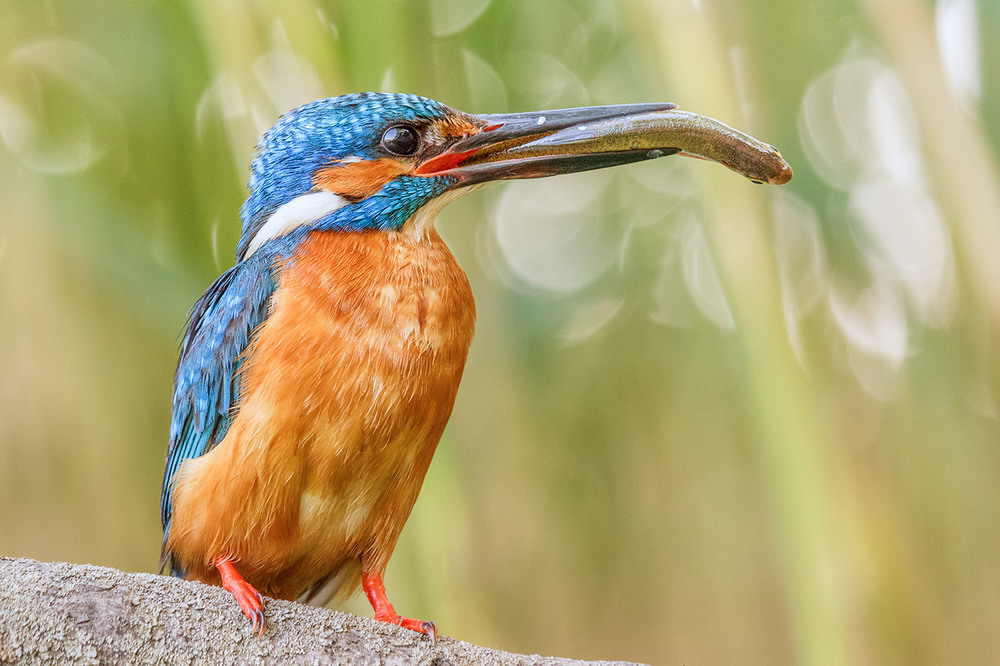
[242,190,349,259]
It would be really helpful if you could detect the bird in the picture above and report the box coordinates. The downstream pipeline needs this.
[160,92,791,640]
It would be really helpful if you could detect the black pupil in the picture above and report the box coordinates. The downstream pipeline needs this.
[382,126,419,155]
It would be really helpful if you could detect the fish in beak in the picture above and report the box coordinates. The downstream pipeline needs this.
[416,103,792,186]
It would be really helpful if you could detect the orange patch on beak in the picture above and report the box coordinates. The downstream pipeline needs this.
[413,149,478,176]
[313,158,410,201]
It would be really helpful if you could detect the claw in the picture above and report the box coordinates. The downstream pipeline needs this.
[421,620,437,643]
[215,556,266,635]
[361,570,437,641]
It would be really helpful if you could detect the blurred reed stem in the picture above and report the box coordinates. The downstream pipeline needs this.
[629,1,854,663]
[861,0,1000,402]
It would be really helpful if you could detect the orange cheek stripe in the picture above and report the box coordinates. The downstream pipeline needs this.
[313,158,410,200]
[313,116,484,192]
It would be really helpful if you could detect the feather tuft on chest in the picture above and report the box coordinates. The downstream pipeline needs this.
[270,230,476,368]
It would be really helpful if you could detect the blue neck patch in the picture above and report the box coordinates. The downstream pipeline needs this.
[314,175,454,233]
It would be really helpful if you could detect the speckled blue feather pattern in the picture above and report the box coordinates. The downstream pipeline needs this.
[236,93,455,260]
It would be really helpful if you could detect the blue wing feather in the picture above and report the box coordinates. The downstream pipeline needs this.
[160,248,279,565]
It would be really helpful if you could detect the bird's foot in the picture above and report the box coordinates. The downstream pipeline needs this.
[215,556,265,635]
[361,570,437,642]
[390,615,437,643]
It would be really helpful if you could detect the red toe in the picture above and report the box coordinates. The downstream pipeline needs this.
[398,616,437,642]
[215,557,266,635]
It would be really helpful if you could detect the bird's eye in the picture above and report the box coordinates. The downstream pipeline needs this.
[381,126,420,156]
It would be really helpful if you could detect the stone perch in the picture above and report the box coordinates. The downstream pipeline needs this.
[0,557,647,665]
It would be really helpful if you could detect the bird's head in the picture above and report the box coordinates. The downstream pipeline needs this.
[236,92,791,261]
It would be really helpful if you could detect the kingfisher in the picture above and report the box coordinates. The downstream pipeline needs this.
[161,92,791,640]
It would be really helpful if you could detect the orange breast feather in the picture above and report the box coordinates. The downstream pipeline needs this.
[166,227,476,601]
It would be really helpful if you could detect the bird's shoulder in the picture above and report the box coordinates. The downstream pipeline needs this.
[161,248,280,529]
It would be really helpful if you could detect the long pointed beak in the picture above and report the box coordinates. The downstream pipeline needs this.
[416,103,792,186]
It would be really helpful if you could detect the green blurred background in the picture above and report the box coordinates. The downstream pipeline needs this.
[1,0,999,663]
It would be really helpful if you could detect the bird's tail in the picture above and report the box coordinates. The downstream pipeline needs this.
[298,559,362,608]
